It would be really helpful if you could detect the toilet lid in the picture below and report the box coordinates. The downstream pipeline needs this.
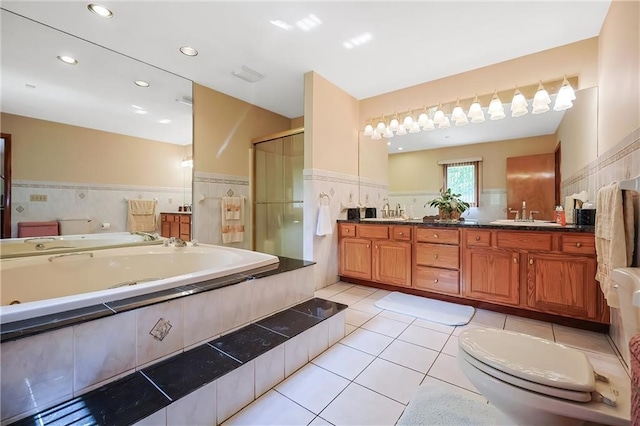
[459,328,596,392]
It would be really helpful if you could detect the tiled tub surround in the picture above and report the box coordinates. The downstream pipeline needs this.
[0,258,315,424]
[10,180,191,238]
[8,298,347,426]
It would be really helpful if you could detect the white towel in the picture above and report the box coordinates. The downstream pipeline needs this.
[221,197,245,243]
[127,199,157,232]
[316,205,333,236]
[595,183,635,308]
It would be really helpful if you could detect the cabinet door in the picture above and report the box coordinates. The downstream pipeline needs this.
[463,248,520,305]
[179,223,191,241]
[339,238,372,280]
[170,221,180,238]
[161,220,171,238]
[526,253,597,320]
[373,241,411,287]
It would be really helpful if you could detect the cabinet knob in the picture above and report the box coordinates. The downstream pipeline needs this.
[475,236,481,241]
[399,232,403,236]
[434,279,439,283]
[434,254,439,259]
[513,257,518,264]
[433,234,439,238]
[529,259,534,265]
[576,242,582,248]
[367,244,370,248]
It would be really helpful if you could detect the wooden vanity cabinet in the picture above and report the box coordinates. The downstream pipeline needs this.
[160,213,192,241]
[462,229,520,306]
[338,223,411,287]
[413,228,461,295]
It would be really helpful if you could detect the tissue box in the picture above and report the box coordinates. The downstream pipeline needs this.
[575,209,596,226]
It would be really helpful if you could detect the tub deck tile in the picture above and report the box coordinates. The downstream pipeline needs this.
[256,309,323,338]
[249,257,315,279]
[104,288,186,313]
[142,344,241,401]
[209,324,288,363]
[11,372,169,426]
[1,304,113,343]
[291,298,348,320]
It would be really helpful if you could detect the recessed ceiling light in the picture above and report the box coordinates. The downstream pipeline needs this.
[343,32,372,49]
[57,55,78,65]
[295,14,321,32]
[398,147,403,151]
[134,109,147,115]
[134,80,149,87]
[232,65,264,83]
[158,119,171,124]
[180,46,198,57]
[131,104,144,110]
[87,4,113,18]
[387,141,391,146]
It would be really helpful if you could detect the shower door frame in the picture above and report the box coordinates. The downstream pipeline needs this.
[251,127,304,255]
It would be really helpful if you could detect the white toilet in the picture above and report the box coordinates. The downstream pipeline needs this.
[459,267,640,426]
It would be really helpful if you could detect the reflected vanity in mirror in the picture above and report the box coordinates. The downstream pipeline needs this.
[359,86,598,223]
[0,8,193,239]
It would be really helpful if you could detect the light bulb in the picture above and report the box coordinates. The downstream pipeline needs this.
[389,117,399,131]
[423,119,435,131]
[371,130,382,140]
[383,127,395,138]
[418,112,429,126]
[364,124,374,136]
[488,93,504,115]
[403,115,414,129]
[376,121,386,132]
[451,105,465,122]
[438,117,451,129]
[510,90,528,117]
[409,122,421,133]
[433,108,445,125]
[396,125,407,136]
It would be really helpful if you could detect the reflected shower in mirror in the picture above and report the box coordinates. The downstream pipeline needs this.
[359,87,598,222]
[0,9,193,238]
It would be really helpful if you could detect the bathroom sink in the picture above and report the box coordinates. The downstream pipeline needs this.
[490,219,561,227]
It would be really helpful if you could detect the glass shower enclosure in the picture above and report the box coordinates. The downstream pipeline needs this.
[253,130,304,259]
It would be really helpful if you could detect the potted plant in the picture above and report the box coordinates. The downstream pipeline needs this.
[427,188,471,221]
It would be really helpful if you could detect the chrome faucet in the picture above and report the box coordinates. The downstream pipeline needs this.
[521,201,527,223]
[382,198,390,218]
[163,237,187,247]
[133,231,159,241]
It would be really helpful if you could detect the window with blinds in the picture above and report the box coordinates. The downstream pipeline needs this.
[443,161,479,207]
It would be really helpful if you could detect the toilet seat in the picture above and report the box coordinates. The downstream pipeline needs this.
[459,328,596,401]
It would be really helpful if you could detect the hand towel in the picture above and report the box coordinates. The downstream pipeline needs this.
[223,196,241,220]
[127,199,157,232]
[316,205,333,236]
[595,183,635,308]
[221,196,244,243]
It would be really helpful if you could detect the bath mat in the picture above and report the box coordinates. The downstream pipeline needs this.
[374,292,475,326]
[397,382,503,426]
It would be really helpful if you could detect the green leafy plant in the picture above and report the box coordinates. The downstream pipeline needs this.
[426,188,470,219]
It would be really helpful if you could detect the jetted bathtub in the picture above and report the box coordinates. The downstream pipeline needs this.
[0,232,164,259]
[0,243,279,324]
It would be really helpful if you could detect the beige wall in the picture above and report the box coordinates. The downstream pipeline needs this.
[192,83,291,176]
[304,72,359,175]
[360,38,598,126]
[1,112,186,187]
[388,135,557,192]
[598,0,640,153]
[557,87,598,179]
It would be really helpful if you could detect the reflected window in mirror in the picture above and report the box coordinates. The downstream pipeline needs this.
[443,161,479,207]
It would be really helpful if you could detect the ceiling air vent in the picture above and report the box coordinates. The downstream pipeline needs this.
[231,65,264,83]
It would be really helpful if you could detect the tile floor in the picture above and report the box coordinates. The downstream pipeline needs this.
[224,282,630,425]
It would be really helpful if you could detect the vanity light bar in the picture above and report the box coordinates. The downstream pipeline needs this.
[363,76,578,138]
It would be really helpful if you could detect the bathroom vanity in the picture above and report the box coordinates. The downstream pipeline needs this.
[160,212,192,241]
[338,220,608,328]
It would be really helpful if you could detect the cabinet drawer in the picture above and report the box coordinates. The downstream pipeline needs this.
[180,215,191,223]
[414,266,460,295]
[358,225,389,239]
[416,243,459,269]
[161,214,170,222]
[496,231,551,251]
[339,224,356,238]
[416,227,459,244]
[561,234,595,255]
[465,230,491,247]
[392,226,412,241]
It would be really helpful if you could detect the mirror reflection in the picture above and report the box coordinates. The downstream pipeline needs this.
[0,9,193,238]
[359,87,598,222]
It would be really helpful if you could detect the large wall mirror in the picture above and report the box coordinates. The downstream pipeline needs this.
[0,9,193,237]
[358,86,598,221]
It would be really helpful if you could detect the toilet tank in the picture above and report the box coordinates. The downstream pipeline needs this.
[17,221,59,237]
[58,218,92,235]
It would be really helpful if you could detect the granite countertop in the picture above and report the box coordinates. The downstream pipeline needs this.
[160,211,192,215]
[337,218,595,233]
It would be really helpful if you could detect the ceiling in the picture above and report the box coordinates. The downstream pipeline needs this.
[1,1,611,148]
